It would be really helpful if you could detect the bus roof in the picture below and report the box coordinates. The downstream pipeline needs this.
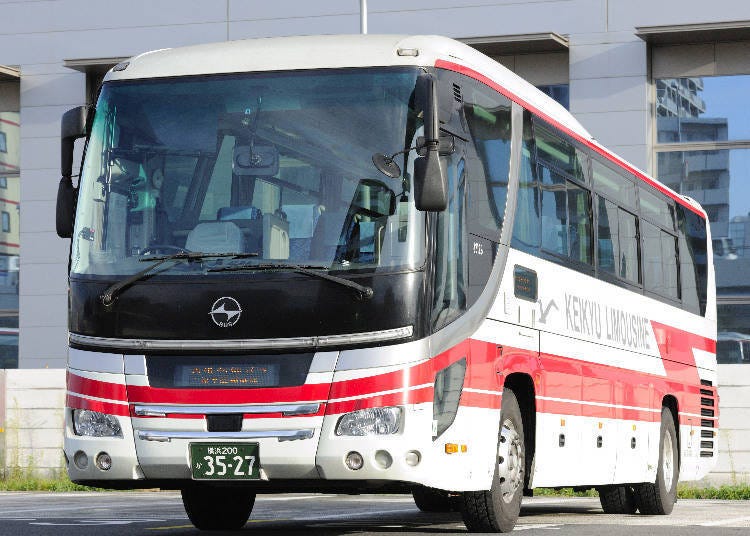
[105,34,705,219]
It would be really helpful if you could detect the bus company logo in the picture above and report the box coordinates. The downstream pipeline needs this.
[209,297,242,327]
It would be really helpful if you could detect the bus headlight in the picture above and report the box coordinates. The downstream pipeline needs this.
[72,409,123,438]
[335,407,402,436]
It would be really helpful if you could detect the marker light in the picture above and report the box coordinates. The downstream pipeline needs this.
[72,409,123,438]
[345,451,364,470]
[335,407,402,436]
[95,452,112,471]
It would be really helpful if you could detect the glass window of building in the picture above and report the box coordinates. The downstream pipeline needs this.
[0,111,19,369]
[537,84,570,110]
[655,75,750,363]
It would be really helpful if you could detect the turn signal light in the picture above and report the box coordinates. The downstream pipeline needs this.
[445,443,468,454]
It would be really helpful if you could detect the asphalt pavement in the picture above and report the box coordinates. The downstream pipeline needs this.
[0,491,747,535]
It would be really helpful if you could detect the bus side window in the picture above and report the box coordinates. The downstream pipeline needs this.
[677,205,708,315]
[642,221,680,300]
[511,111,541,253]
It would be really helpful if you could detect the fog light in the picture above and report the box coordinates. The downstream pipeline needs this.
[335,407,402,436]
[73,450,88,470]
[345,451,364,470]
[405,450,421,466]
[96,452,112,471]
[374,450,393,469]
[72,409,123,438]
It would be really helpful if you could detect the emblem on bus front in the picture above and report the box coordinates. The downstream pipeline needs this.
[209,297,242,327]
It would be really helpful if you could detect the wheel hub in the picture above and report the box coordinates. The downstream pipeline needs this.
[497,418,523,503]
[662,432,674,490]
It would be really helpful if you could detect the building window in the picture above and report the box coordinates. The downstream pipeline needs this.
[655,74,750,364]
[537,84,570,110]
[0,178,6,189]
[2,212,9,233]
[0,132,6,153]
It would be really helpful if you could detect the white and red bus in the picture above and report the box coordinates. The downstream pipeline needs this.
[56,35,717,532]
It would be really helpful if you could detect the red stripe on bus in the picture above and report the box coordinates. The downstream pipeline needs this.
[66,393,130,417]
[67,371,127,402]
[434,59,705,218]
[129,404,327,420]
[127,382,331,405]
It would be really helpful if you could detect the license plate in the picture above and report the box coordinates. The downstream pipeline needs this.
[190,443,260,480]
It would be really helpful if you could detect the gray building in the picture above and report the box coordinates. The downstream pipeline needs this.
[0,0,749,482]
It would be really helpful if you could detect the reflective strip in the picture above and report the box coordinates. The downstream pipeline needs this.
[462,387,503,396]
[137,429,315,442]
[537,395,659,413]
[134,403,321,417]
[70,326,413,351]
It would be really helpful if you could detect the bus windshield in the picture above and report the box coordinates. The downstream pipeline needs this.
[71,68,425,277]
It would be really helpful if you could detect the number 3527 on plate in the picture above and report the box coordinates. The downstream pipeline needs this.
[190,443,260,480]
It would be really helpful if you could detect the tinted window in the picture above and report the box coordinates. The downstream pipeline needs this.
[568,182,592,264]
[539,164,592,264]
[597,197,618,274]
[640,185,674,230]
[642,221,679,300]
[677,205,708,315]
[534,124,585,181]
[597,196,640,284]
[592,159,636,209]
[540,165,568,256]
[463,83,512,240]
[511,112,541,252]
[618,209,640,284]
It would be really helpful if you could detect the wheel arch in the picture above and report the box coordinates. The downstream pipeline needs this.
[504,372,536,491]
[662,394,680,470]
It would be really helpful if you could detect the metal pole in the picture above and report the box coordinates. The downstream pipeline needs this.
[360,0,368,34]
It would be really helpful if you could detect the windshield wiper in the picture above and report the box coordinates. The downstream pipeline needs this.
[208,262,374,301]
[100,251,258,306]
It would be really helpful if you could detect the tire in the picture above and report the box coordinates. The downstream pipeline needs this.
[634,407,678,515]
[598,485,637,514]
[181,485,256,530]
[412,486,460,512]
[461,388,525,533]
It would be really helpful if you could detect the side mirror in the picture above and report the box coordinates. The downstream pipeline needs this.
[57,106,88,238]
[56,177,76,238]
[413,73,447,212]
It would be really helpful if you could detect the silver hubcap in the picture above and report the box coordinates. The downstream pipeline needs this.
[497,418,524,504]
[662,432,674,490]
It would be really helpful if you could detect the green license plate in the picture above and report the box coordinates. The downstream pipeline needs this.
[190,443,260,480]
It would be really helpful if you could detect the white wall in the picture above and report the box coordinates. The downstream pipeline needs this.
[703,364,750,485]
[0,369,65,478]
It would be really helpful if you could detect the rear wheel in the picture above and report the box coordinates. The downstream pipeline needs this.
[181,485,255,530]
[412,486,460,512]
[598,485,637,514]
[634,407,678,515]
[461,388,525,533]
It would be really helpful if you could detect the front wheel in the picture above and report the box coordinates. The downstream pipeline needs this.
[633,407,679,515]
[461,388,525,533]
[181,485,255,530]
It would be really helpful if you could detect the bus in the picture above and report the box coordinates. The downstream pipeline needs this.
[56,35,717,532]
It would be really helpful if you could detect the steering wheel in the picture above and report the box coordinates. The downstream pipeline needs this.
[140,244,189,256]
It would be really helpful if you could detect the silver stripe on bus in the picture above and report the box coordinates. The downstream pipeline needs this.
[69,326,413,352]
[137,429,315,442]
[537,395,659,413]
[134,403,321,417]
